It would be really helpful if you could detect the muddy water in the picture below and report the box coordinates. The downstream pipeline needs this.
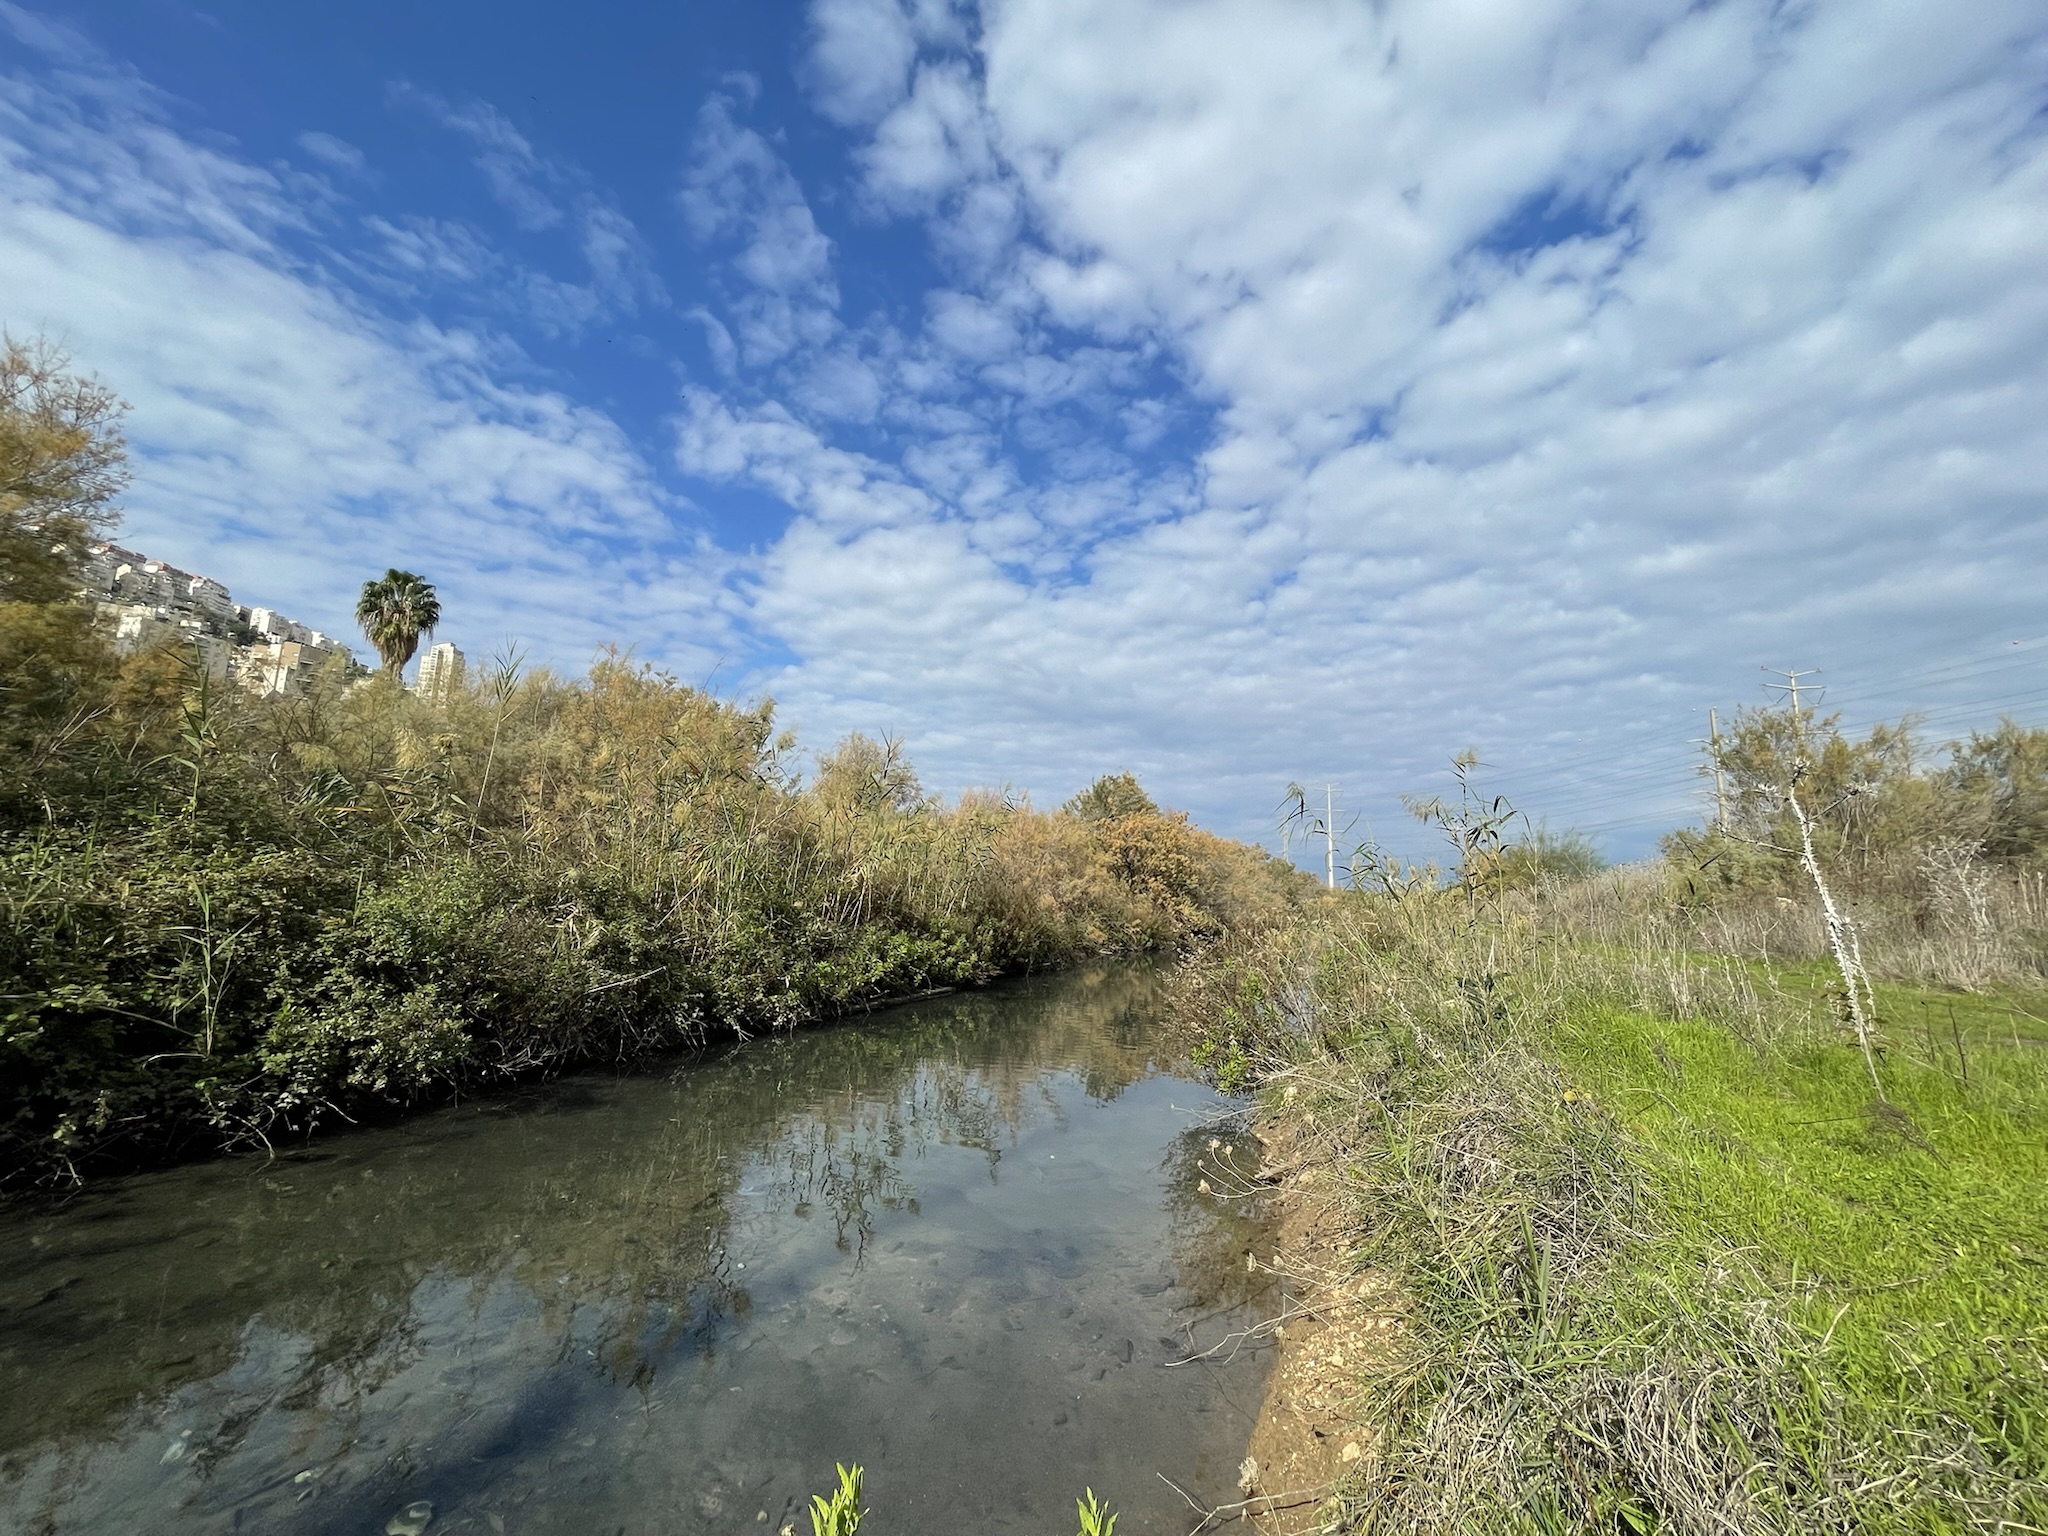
[0,966,1276,1535]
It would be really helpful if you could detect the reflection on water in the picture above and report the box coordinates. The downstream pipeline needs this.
[0,966,1276,1535]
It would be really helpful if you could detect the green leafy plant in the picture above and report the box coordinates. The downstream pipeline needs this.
[807,1462,864,1536]
[1076,1486,1119,1536]
[1171,807,2048,1534]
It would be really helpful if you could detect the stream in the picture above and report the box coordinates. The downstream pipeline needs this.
[0,965,1279,1535]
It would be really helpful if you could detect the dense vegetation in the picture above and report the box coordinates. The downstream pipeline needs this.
[0,343,1303,1187]
[1182,719,2048,1532]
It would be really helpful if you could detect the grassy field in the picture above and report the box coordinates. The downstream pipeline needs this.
[1181,876,2048,1534]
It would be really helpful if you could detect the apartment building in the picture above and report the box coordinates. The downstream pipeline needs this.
[414,641,466,703]
[80,541,361,694]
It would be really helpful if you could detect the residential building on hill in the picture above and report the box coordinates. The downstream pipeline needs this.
[78,541,365,694]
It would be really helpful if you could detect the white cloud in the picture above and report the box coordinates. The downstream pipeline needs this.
[390,82,665,325]
[859,60,996,211]
[0,25,731,678]
[677,387,933,532]
[296,130,366,176]
[576,199,665,310]
[679,94,841,367]
[679,96,835,297]
[393,84,565,232]
[792,348,885,423]
[924,288,1018,362]
[722,0,2048,851]
[802,0,919,126]
[679,94,847,376]
[1024,252,1148,336]
[687,306,739,376]
[355,209,657,340]
[364,214,491,281]
[8,0,2046,859]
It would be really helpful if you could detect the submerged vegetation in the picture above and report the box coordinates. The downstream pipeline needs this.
[0,344,1302,1187]
[795,1464,1118,1535]
[1183,714,2048,1532]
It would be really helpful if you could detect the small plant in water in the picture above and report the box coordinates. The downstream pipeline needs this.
[808,1462,864,1536]
[1076,1487,1119,1536]
[799,1464,1115,1534]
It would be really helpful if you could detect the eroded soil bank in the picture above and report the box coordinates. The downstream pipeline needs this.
[1220,1115,1401,1536]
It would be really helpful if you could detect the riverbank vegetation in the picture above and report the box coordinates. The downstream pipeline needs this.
[0,343,1303,1187]
[1185,712,2048,1532]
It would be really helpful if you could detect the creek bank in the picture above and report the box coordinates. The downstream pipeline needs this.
[1177,882,2048,1535]
[1224,1113,1396,1535]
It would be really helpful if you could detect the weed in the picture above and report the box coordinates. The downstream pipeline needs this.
[807,1462,864,1536]
[1076,1486,1119,1536]
[795,1465,1121,1536]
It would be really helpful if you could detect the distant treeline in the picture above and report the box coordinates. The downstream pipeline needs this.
[0,341,1306,1187]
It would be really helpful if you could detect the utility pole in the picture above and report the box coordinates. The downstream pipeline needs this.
[1324,783,1338,890]
[1708,707,1728,830]
[1762,667,1823,750]
[1691,711,1731,831]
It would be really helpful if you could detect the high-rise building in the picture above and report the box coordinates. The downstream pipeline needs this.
[414,641,465,702]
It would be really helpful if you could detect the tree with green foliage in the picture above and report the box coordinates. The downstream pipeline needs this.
[0,339,131,807]
[1064,772,1158,822]
[0,335,126,604]
[354,568,442,675]
[1944,718,2048,864]
[1664,703,1937,894]
[1495,819,1606,891]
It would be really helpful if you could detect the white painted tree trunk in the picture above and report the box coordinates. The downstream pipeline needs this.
[1786,778,1884,1098]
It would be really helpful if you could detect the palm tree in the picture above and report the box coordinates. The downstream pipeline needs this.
[354,568,442,675]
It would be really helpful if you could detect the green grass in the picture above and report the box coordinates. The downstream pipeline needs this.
[1740,957,2048,1049]
[1179,901,2048,1533]
[1555,999,2048,1510]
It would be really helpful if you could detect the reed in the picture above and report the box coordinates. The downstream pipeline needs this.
[0,628,1305,1187]
[1177,832,2048,1533]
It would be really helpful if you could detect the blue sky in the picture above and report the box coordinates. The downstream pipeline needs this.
[4,0,2046,861]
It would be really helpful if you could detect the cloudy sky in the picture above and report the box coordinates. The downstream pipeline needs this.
[4,0,2044,860]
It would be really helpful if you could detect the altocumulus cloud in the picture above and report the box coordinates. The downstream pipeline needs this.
[721,0,2048,850]
[1,0,2045,857]
[0,6,731,679]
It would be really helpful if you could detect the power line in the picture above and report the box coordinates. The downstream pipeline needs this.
[1819,658,2048,715]
[1472,635,2048,789]
[1809,634,2048,700]
[1840,689,2048,733]
[1340,644,2048,848]
[1761,667,1823,745]
[1499,673,2048,801]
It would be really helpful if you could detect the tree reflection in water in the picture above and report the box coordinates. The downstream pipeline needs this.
[0,965,1277,1536]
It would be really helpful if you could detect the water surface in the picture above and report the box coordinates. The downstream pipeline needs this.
[0,966,1276,1534]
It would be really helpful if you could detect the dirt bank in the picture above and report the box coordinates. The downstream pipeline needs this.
[1213,1116,1405,1535]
